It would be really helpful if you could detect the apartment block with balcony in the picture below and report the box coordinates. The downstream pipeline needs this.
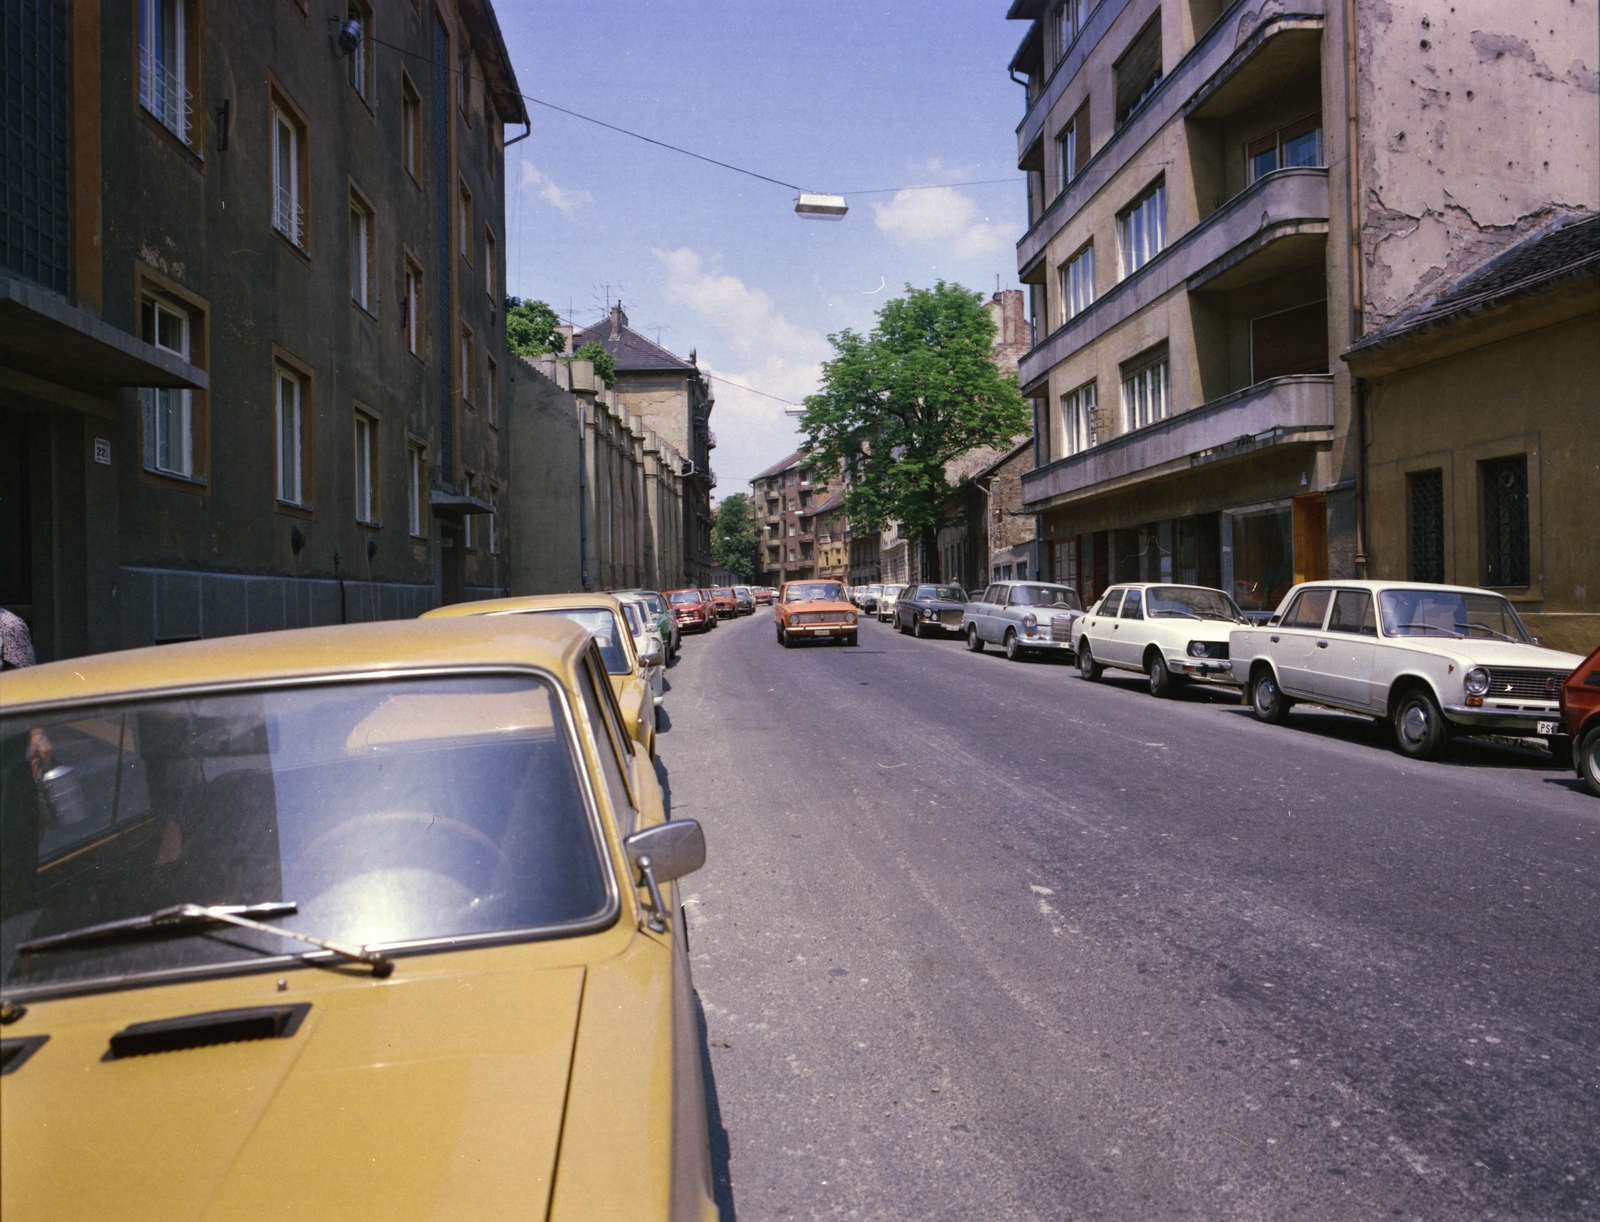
[749,450,844,587]
[1006,0,1596,623]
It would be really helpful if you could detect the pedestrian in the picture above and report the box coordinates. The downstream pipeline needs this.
[0,607,36,669]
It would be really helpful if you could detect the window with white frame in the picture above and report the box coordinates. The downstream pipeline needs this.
[484,227,496,300]
[1062,381,1096,456]
[345,1,372,102]
[407,441,426,536]
[140,296,193,477]
[349,192,375,312]
[1120,343,1170,432]
[275,365,306,505]
[272,105,306,247]
[354,410,376,523]
[1060,242,1095,324]
[403,260,422,355]
[1058,100,1088,194]
[139,0,194,145]
[1117,178,1165,277]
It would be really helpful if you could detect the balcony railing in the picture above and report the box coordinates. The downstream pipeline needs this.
[139,45,193,145]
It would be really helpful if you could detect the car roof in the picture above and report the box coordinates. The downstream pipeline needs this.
[1278,579,1512,596]
[422,592,625,618]
[0,616,594,713]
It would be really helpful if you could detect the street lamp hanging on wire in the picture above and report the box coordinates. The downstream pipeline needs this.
[795,193,848,220]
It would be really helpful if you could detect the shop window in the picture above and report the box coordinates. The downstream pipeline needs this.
[1250,301,1328,382]
[354,409,377,524]
[1407,468,1445,582]
[140,295,197,480]
[1118,178,1166,277]
[139,0,198,147]
[1120,342,1169,431]
[1061,241,1095,323]
[1247,113,1323,184]
[1114,15,1162,127]
[1480,454,1529,587]
[1229,506,1293,612]
[1062,381,1096,456]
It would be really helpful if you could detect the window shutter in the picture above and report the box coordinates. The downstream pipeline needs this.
[1114,18,1162,125]
[1250,301,1328,382]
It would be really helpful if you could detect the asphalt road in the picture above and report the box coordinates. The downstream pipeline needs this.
[658,610,1598,1222]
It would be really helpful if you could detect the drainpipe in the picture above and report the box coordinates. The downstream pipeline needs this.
[1346,0,1368,578]
[577,402,590,590]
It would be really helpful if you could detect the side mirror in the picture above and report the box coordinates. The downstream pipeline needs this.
[623,820,706,932]
[639,643,665,669]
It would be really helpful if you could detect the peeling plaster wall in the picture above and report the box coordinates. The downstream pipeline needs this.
[1357,0,1599,327]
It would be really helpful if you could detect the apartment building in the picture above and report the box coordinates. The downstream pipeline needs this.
[1004,0,1595,620]
[749,451,844,586]
[572,304,717,587]
[2,0,522,662]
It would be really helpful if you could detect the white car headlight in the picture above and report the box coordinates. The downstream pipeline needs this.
[1023,613,1037,630]
[1464,666,1490,696]
[1188,641,1207,658]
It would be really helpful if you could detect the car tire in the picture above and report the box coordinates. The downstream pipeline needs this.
[967,624,984,653]
[779,627,791,648]
[913,618,925,639]
[1392,686,1449,760]
[1579,726,1600,797]
[1148,652,1174,698]
[1078,642,1103,681]
[847,633,859,646]
[1250,667,1291,724]
[1004,629,1024,662]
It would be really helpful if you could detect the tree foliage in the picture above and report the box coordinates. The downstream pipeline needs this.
[505,299,566,358]
[573,341,617,390]
[711,493,760,583]
[800,281,1031,578]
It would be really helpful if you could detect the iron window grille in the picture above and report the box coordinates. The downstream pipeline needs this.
[1407,468,1445,583]
[139,0,194,145]
[1480,454,1530,587]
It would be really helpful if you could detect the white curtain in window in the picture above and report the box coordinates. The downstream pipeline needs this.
[355,415,373,522]
[1119,183,1166,276]
[276,371,302,503]
[1065,245,1095,321]
[1121,361,1169,431]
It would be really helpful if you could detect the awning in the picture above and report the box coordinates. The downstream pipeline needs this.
[0,275,208,397]
[428,488,495,521]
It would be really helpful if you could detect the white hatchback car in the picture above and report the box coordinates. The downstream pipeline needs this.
[1229,580,1582,759]
[1076,583,1245,696]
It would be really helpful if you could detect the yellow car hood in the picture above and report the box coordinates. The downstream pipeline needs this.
[2,962,586,1222]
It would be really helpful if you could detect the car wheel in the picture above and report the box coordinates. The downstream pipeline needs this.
[778,627,791,648]
[1392,686,1449,760]
[1579,726,1600,798]
[1147,652,1173,697]
[966,624,984,652]
[1250,667,1291,724]
[847,633,859,647]
[1004,629,1024,661]
[913,618,925,639]
[1078,642,1102,681]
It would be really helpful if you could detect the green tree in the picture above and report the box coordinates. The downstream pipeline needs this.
[573,341,617,390]
[800,281,1031,580]
[506,299,566,357]
[711,493,760,583]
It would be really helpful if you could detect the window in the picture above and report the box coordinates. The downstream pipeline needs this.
[272,101,307,248]
[1480,454,1530,587]
[349,192,375,312]
[1061,242,1095,322]
[1062,381,1096,456]
[345,1,372,102]
[407,441,426,536]
[1282,588,1332,630]
[485,355,498,425]
[1054,0,1091,58]
[1058,101,1089,193]
[459,182,473,261]
[484,227,496,300]
[1250,301,1329,382]
[457,44,470,115]
[354,410,377,523]
[1326,589,1377,636]
[1120,343,1169,431]
[1114,15,1162,127]
[1118,178,1166,276]
[274,364,308,506]
[1247,113,1323,183]
[1120,589,1143,620]
[401,72,422,178]
[460,325,474,404]
[140,296,193,478]
[1407,468,1445,583]
[139,0,196,145]
[403,259,422,355]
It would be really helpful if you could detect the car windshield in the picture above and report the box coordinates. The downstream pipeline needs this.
[784,582,845,603]
[1,676,610,996]
[1377,588,1534,642]
[669,591,701,606]
[931,586,967,602]
[713,588,732,597]
[883,586,904,597]
[643,594,665,615]
[1012,585,1081,609]
[518,609,631,673]
[1146,586,1244,622]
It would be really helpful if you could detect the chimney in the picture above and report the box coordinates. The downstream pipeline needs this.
[609,301,627,340]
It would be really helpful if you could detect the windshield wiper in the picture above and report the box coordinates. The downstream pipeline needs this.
[19,902,393,976]
[1461,622,1520,642]
[1392,622,1463,637]
[1152,609,1202,619]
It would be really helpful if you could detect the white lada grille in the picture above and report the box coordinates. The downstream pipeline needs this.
[1484,668,1570,700]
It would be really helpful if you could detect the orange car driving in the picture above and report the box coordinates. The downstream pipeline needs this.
[773,580,858,648]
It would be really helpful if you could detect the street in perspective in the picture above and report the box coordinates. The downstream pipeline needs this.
[2,2,1597,1220]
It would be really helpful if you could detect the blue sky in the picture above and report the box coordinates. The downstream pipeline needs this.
[496,1,1031,498]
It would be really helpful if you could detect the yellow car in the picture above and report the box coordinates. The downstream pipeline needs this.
[0,618,716,1221]
[423,594,662,759]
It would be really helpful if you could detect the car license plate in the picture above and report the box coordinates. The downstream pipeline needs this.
[1537,720,1559,736]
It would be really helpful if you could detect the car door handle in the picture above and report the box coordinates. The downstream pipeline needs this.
[1317,640,1329,648]
[1270,635,1280,643]
[1112,624,1119,630]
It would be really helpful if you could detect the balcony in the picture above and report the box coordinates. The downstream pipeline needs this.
[1021,374,1334,511]
[1018,167,1328,392]
[706,429,718,449]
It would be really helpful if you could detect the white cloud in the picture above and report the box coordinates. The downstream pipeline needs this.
[516,160,591,217]
[871,186,1008,259]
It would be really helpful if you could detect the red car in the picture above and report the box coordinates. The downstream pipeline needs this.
[709,587,737,619]
[1559,643,1600,796]
[665,588,713,634]
[697,589,719,628]
[754,588,774,605]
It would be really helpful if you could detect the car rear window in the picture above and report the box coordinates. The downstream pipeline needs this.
[518,609,630,674]
[1,675,611,996]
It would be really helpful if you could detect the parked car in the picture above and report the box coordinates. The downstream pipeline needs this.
[666,588,712,634]
[754,587,775,605]
[1076,584,1244,695]
[424,593,664,758]
[1560,644,1600,796]
[855,584,882,613]
[0,616,716,1221]
[774,580,858,647]
[895,584,970,638]
[1230,580,1583,760]
[876,584,906,623]
[615,594,667,710]
[617,588,679,658]
[697,590,719,628]
[708,588,736,620]
[733,586,757,615]
[964,581,1084,661]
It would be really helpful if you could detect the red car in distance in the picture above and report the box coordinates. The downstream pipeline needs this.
[754,587,774,605]
[666,588,713,634]
[1559,643,1600,796]
[710,587,737,619]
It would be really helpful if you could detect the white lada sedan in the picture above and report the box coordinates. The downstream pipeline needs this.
[1230,580,1582,760]
[1076,583,1245,696]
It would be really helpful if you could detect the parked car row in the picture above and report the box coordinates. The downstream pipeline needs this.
[855,575,1596,789]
